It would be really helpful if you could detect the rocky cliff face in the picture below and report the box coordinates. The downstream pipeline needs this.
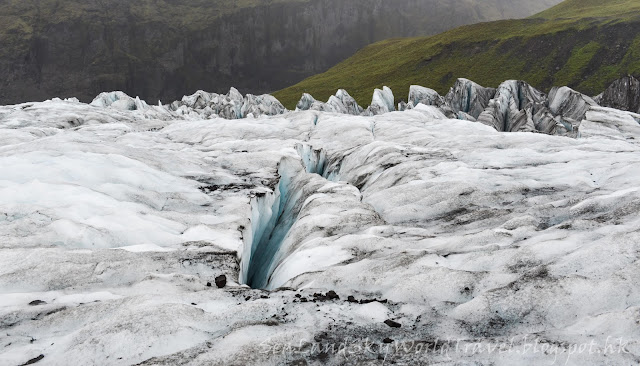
[0,0,561,104]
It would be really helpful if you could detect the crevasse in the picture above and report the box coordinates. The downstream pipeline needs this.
[241,157,301,289]
[240,145,340,289]
[296,143,342,181]
[295,143,327,176]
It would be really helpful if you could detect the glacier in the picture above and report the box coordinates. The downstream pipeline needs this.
[159,79,603,138]
[1,80,640,365]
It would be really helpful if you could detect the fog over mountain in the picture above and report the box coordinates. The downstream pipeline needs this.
[0,0,561,104]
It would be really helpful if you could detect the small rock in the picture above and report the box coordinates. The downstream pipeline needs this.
[20,354,44,366]
[313,291,340,302]
[347,296,358,303]
[383,338,394,344]
[360,298,387,304]
[326,290,340,300]
[206,282,212,287]
[384,319,402,328]
[28,300,47,306]
[215,275,227,288]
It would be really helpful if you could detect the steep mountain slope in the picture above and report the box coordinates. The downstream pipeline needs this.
[274,0,640,108]
[0,0,561,105]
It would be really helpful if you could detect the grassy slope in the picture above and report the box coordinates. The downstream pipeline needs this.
[273,0,640,109]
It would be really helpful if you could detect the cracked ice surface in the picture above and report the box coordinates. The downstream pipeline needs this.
[0,98,640,365]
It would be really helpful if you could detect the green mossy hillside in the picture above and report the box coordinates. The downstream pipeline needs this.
[274,0,640,109]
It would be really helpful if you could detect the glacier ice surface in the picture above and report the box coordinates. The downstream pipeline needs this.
[1,84,640,365]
